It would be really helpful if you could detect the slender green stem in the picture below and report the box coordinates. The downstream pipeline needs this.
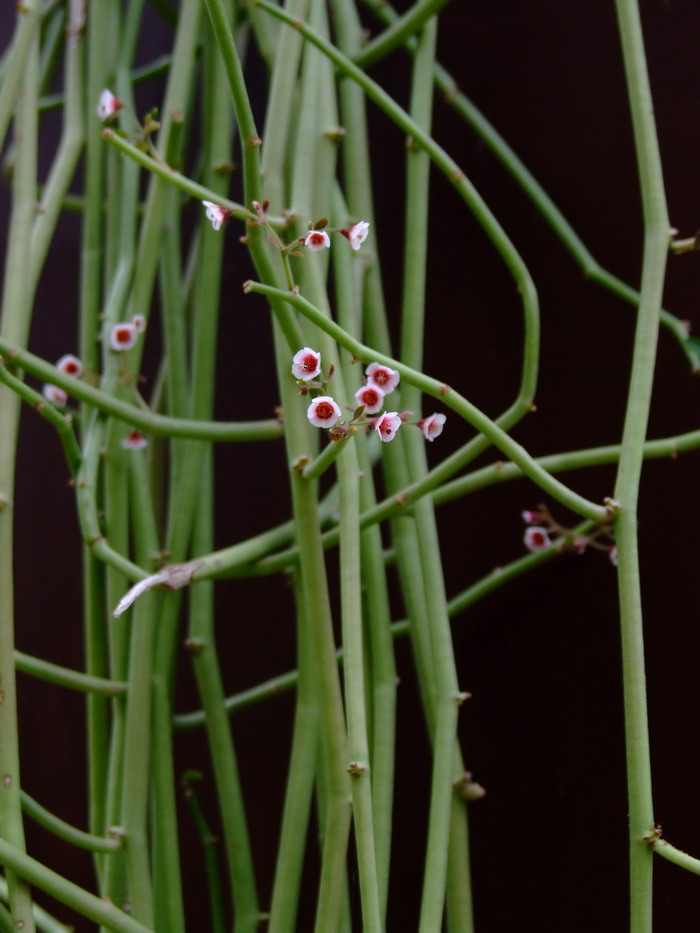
[649,837,700,876]
[352,0,453,69]
[0,340,283,441]
[20,792,122,855]
[0,364,81,476]
[0,838,154,933]
[0,31,39,933]
[0,876,73,933]
[0,3,42,154]
[14,652,127,696]
[337,442,382,933]
[612,0,669,929]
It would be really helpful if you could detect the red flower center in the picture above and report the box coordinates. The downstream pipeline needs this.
[64,361,79,374]
[115,327,132,344]
[361,388,380,406]
[308,232,325,245]
[373,369,389,386]
[301,354,318,372]
[316,402,335,420]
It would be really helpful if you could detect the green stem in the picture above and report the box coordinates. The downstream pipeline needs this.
[352,0,452,69]
[649,838,700,876]
[0,838,154,933]
[337,442,382,933]
[612,0,669,929]
[20,792,122,855]
[14,652,127,696]
[0,339,283,441]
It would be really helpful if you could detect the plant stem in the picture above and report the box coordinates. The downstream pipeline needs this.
[612,0,669,929]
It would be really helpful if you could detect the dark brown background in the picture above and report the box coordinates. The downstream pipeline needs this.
[3,0,700,929]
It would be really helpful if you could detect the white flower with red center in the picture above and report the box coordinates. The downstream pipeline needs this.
[372,411,402,442]
[418,412,446,441]
[131,314,146,333]
[342,221,370,251]
[121,430,148,450]
[43,384,68,407]
[524,526,551,552]
[292,347,322,381]
[304,230,331,251]
[307,396,342,428]
[202,200,232,231]
[366,362,400,394]
[110,322,138,351]
[354,384,385,415]
[97,89,122,120]
[56,354,83,378]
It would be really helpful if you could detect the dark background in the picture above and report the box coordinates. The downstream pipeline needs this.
[4,0,700,930]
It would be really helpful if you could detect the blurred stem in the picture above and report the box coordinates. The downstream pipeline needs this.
[337,442,382,933]
[0,32,39,933]
[0,839,153,933]
[20,792,122,855]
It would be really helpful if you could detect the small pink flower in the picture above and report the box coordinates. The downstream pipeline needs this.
[609,546,618,567]
[521,510,541,524]
[524,526,551,552]
[203,201,232,231]
[56,354,83,377]
[110,322,138,351]
[354,384,385,415]
[307,395,342,428]
[292,347,322,380]
[121,430,148,450]
[304,230,331,251]
[418,412,446,441]
[43,384,67,407]
[131,314,146,333]
[366,362,400,394]
[342,220,370,251]
[372,411,402,443]
[97,89,122,120]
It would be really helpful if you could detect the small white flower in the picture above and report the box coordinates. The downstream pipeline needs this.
[110,322,138,351]
[55,354,83,378]
[354,384,385,415]
[609,546,618,567]
[292,347,322,381]
[524,527,551,552]
[418,412,446,441]
[304,230,331,251]
[307,395,342,428]
[121,430,148,450]
[97,89,122,120]
[42,384,68,407]
[372,411,402,442]
[344,220,370,251]
[131,314,146,333]
[366,362,400,394]
[202,200,232,231]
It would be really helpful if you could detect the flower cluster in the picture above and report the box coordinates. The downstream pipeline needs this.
[42,353,84,409]
[293,350,446,446]
[521,506,616,564]
[200,199,371,260]
[303,220,370,253]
